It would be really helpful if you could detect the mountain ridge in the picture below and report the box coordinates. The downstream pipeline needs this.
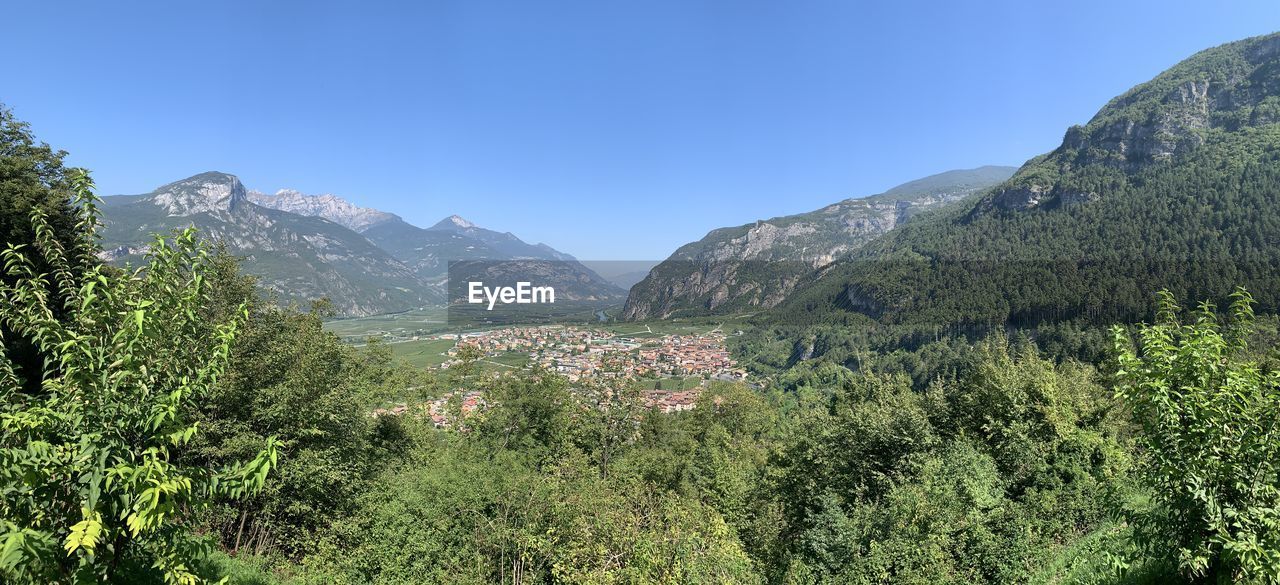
[246,188,396,232]
[99,172,433,316]
[621,166,1015,320]
[100,172,623,315]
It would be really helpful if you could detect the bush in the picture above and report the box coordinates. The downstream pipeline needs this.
[1113,289,1280,582]
[0,173,276,584]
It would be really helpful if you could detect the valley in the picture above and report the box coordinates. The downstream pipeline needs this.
[325,305,747,383]
[6,9,1280,585]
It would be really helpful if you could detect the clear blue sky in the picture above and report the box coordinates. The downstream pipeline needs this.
[6,1,1279,259]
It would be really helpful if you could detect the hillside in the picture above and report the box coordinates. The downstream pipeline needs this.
[622,166,1014,319]
[773,32,1280,339]
[98,172,436,316]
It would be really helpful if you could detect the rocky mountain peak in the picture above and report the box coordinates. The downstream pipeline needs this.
[431,215,477,231]
[149,171,247,216]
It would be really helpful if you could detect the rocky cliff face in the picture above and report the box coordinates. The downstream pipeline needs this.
[622,166,1015,320]
[150,171,249,216]
[247,189,396,232]
[978,32,1280,213]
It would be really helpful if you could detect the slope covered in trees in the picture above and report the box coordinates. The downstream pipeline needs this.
[771,32,1280,342]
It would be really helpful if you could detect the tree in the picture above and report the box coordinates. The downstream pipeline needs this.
[0,173,277,584]
[185,251,381,560]
[573,357,644,479]
[1113,289,1280,582]
[0,104,88,396]
[0,104,79,256]
[469,367,574,470]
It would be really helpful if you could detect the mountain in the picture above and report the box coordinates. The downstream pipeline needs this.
[246,189,395,231]
[357,214,622,301]
[427,215,576,261]
[98,172,434,316]
[772,32,1280,337]
[605,269,656,291]
[247,189,582,273]
[354,213,583,284]
[357,217,505,282]
[213,183,625,304]
[621,166,1015,320]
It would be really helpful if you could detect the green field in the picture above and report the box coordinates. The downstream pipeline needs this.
[385,338,456,369]
[325,302,630,343]
[325,304,748,345]
[483,351,531,370]
[324,307,451,342]
[446,300,621,329]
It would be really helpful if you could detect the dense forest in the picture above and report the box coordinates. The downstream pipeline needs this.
[3,96,1280,584]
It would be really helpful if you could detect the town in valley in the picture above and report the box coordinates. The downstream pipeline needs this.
[371,323,749,424]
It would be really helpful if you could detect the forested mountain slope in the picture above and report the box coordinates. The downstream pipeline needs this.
[773,32,1280,337]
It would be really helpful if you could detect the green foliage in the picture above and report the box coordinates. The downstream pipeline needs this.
[768,337,1128,584]
[572,370,646,479]
[300,374,763,584]
[0,103,90,397]
[1113,289,1280,582]
[0,104,80,257]
[187,290,1280,585]
[471,369,575,466]
[0,173,277,584]
[182,249,433,561]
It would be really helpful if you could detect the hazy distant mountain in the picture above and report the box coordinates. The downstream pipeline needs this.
[99,172,434,316]
[580,260,663,291]
[366,215,625,301]
[428,215,577,261]
[622,166,1015,319]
